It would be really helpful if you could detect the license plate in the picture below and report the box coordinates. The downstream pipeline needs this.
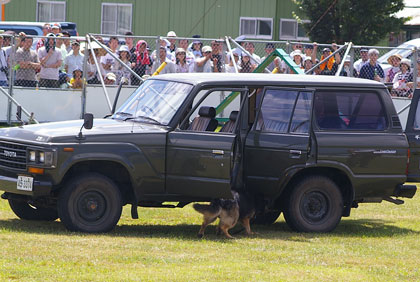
[17,176,33,191]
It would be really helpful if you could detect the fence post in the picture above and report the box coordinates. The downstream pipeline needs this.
[349,46,355,77]
[81,35,89,118]
[6,35,16,124]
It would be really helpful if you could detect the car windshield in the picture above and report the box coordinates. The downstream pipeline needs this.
[378,43,416,64]
[113,79,193,125]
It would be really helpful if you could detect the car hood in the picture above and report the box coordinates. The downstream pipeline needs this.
[0,118,168,143]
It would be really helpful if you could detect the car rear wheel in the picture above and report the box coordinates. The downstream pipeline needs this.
[58,173,122,233]
[283,176,343,233]
[9,199,58,221]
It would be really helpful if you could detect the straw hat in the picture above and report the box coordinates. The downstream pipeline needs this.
[81,41,110,56]
[387,54,402,64]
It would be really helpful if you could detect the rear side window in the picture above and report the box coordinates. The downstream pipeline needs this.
[314,91,387,130]
[256,89,312,134]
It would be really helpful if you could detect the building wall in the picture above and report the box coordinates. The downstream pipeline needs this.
[4,0,299,39]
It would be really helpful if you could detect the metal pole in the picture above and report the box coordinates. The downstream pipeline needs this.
[349,46,355,77]
[6,35,16,125]
[305,43,348,74]
[89,34,143,82]
[86,35,112,112]
[81,36,89,118]
[0,86,38,123]
[225,36,238,73]
[228,37,271,73]
[335,42,353,77]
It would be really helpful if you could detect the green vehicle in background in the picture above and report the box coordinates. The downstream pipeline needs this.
[0,73,418,233]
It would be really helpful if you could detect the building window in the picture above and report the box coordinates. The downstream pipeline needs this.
[37,1,66,22]
[239,17,273,39]
[101,3,132,35]
[279,19,310,41]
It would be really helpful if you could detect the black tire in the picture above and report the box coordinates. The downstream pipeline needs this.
[58,173,122,233]
[252,211,281,225]
[8,199,58,221]
[283,176,343,233]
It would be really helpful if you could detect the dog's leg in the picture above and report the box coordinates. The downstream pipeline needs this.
[198,216,218,238]
[219,224,235,239]
[241,217,255,236]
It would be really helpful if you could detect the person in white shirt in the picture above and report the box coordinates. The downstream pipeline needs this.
[353,48,369,76]
[64,40,84,80]
[38,34,62,88]
[151,46,176,74]
[100,37,119,73]
[0,35,9,86]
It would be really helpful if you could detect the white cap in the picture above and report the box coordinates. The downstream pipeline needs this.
[105,72,116,81]
[167,31,177,37]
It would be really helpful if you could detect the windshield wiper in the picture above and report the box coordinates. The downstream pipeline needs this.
[114,112,133,116]
[124,115,161,125]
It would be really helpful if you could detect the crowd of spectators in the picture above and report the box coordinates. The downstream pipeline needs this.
[0,26,418,96]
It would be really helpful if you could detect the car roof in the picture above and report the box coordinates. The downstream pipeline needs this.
[152,73,385,88]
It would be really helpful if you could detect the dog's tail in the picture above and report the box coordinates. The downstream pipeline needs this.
[193,202,221,215]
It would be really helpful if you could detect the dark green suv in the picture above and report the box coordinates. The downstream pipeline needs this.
[0,73,418,233]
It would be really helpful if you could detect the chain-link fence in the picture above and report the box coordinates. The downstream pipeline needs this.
[0,31,418,124]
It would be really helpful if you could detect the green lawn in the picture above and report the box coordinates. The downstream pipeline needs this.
[0,193,419,282]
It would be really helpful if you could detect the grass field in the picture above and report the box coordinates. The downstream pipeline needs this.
[0,192,419,282]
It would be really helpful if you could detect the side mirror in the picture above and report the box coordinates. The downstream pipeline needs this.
[83,113,94,130]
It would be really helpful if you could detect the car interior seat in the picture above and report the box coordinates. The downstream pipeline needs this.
[187,106,218,131]
[220,111,238,133]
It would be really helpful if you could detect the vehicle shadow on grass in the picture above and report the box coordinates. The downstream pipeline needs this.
[0,218,418,240]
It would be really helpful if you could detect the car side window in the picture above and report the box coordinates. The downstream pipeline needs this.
[256,89,298,133]
[185,90,241,132]
[290,92,313,134]
[314,91,387,131]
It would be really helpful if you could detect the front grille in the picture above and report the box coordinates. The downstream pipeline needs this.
[0,141,27,170]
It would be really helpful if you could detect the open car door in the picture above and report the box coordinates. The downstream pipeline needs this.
[405,89,420,182]
[166,88,248,199]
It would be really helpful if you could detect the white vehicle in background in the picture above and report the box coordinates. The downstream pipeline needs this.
[378,38,420,70]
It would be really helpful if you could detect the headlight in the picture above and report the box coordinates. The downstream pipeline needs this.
[28,149,55,167]
[29,151,36,162]
[39,152,45,163]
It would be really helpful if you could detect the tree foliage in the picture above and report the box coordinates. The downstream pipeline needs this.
[293,0,408,45]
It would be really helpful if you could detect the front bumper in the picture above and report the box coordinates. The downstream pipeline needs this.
[0,174,52,197]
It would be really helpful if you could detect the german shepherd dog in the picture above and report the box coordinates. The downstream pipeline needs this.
[193,191,256,239]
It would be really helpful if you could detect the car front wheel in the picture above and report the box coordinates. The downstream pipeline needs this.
[58,173,122,233]
[283,176,343,233]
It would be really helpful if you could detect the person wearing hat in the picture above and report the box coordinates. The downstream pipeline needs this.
[339,55,357,77]
[131,40,151,85]
[104,72,117,85]
[190,36,203,58]
[240,51,256,73]
[166,31,177,53]
[51,23,61,35]
[303,56,315,75]
[353,47,369,76]
[391,58,414,97]
[290,49,304,71]
[177,38,194,66]
[317,43,341,75]
[225,48,242,73]
[64,40,84,81]
[151,46,176,75]
[38,33,62,88]
[407,58,420,90]
[112,45,132,84]
[193,45,213,72]
[174,48,189,73]
[385,54,402,83]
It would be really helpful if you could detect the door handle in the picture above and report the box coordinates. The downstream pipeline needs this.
[289,150,301,159]
[212,150,224,155]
